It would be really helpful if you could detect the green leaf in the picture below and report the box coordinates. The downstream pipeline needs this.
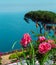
[12,41,18,49]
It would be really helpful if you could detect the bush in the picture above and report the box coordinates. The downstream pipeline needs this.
[9,51,24,59]
[9,53,18,59]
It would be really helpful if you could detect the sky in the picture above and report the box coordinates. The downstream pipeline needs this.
[0,0,56,13]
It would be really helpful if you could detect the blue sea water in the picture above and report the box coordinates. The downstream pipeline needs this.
[0,12,39,53]
[0,12,54,53]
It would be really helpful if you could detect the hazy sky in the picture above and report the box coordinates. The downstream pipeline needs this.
[0,0,56,13]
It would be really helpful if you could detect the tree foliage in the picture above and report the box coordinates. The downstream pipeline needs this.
[24,10,56,33]
[24,10,56,24]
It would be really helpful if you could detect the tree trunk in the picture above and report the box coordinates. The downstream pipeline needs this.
[40,27,43,34]
[38,23,43,34]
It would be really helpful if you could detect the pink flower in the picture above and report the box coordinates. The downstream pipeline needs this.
[38,36,46,42]
[20,33,31,47]
[23,33,31,43]
[38,42,51,54]
[48,40,56,48]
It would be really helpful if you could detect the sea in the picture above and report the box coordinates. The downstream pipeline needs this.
[0,12,54,53]
[0,12,39,53]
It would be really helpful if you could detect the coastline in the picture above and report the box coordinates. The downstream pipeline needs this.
[1,49,23,65]
[2,49,22,56]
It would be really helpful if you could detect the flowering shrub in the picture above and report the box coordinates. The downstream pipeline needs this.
[20,33,56,65]
[21,33,56,65]
[12,33,56,65]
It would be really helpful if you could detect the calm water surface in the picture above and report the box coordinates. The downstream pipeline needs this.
[0,12,37,53]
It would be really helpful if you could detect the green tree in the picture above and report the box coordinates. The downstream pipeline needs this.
[24,10,56,33]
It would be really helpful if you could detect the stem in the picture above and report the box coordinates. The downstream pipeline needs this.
[39,62,44,65]
[39,52,49,65]
[22,48,30,65]
[30,42,35,65]
[19,58,23,65]
[38,23,43,34]
[15,51,20,65]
